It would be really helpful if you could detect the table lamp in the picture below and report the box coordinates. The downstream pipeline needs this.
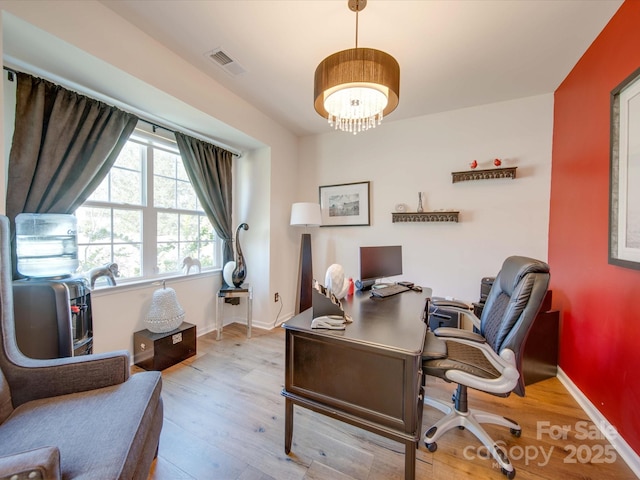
[290,202,322,314]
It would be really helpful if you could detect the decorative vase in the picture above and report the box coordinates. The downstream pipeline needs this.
[223,261,236,286]
[417,192,424,213]
[232,223,249,287]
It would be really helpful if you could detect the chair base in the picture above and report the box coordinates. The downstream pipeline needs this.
[423,395,520,478]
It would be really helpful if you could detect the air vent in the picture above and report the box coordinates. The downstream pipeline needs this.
[205,48,246,76]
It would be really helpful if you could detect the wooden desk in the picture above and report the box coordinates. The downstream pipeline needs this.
[282,288,431,480]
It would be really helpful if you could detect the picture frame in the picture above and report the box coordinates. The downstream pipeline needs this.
[609,66,640,270]
[319,181,370,227]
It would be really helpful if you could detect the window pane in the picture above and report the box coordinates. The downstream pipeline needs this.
[88,176,109,203]
[179,214,198,241]
[199,241,214,267]
[114,243,142,278]
[180,241,199,260]
[111,167,142,205]
[157,242,178,274]
[154,149,177,177]
[78,244,111,274]
[113,210,141,243]
[154,176,176,209]
[176,160,189,181]
[116,142,144,170]
[76,207,111,243]
[177,180,198,210]
[158,213,179,242]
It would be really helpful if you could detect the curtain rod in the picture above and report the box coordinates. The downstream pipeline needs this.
[3,66,243,158]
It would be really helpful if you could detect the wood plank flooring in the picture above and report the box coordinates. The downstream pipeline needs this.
[142,323,637,480]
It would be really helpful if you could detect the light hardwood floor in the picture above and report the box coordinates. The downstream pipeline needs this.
[143,323,637,480]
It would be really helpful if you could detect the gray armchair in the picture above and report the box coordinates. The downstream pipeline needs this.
[0,215,163,479]
[422,256,550,479]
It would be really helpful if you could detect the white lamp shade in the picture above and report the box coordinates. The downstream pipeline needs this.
[290,202,322,227]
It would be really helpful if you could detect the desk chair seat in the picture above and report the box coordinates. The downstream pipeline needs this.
[422,256,550,479]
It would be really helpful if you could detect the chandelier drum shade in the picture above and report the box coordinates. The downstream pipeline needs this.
[314,48,400,133]
[314,0,400,134]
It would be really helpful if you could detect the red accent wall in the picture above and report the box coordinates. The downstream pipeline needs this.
[550,0,640,456]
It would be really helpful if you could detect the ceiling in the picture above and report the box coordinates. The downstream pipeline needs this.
[96,0,622,137]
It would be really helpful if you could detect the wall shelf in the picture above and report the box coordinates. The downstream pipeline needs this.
[392,211,459,223]
[451,166,517,183]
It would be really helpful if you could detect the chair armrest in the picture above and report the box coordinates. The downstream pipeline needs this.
[5,351,130,407]
[431,298,481,329]
[0,446,61,480]
[440,338,519,394]
[432,297,472,310]
[433,327,486,343]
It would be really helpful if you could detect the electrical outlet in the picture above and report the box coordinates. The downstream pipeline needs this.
[274,292,280,302]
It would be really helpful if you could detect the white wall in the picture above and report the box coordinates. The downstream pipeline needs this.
[299,94,553,301]
[0,1,301,355]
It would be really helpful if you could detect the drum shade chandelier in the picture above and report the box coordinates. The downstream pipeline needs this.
[314,0,400,134]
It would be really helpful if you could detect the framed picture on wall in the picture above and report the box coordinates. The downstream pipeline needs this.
[319,181,370,227]
[609,66,640,270]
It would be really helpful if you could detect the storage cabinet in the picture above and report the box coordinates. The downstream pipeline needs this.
[134,322,196,371]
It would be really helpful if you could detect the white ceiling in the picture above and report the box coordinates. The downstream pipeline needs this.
[97,0,622,137]
[10,0,622,139]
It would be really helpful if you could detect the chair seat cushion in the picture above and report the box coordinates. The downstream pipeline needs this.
[423,340,501,380]
[0,371,161,480]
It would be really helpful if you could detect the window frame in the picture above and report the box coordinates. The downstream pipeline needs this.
[75,126,221,285]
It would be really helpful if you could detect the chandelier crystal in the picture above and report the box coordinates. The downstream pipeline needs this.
[314,0,400,134]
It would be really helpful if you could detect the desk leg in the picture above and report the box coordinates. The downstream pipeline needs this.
[404,440,417,480]
[216,296,223,340]
[284,397,293,454]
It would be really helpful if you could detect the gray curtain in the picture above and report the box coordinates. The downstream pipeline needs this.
[174,132,234,264]
[6,72,138,277]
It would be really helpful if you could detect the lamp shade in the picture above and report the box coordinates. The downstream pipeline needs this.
[290,202,322,227]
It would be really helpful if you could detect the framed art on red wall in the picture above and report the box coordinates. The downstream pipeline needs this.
[609,66,640,270]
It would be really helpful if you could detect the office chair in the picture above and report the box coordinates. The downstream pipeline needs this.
[422,256,550,479]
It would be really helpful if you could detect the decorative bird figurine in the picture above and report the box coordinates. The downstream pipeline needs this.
[470,160,478,169]
[494,158,502,167]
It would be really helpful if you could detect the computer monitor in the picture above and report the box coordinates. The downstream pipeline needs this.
[358,245,403,289]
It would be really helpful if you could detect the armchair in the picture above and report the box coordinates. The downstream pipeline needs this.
[0,215,163,479]
[422,256,550,479]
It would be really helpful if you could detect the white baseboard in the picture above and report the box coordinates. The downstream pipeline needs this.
[557,367,640,478]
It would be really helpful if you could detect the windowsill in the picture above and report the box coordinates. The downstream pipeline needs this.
[90,269,222,297]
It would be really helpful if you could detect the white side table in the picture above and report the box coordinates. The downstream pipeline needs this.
[216,283,252,340]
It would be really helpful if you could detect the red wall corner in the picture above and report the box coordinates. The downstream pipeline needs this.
[550,0,640,456]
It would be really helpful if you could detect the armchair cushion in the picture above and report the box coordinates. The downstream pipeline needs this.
[0,371,162,480]
[0,369,11,424]
[0,446,60,480]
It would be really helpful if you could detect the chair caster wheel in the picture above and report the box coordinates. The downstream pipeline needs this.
[510,428,522,437]
[425,442,437,452]
[502,467,516,479]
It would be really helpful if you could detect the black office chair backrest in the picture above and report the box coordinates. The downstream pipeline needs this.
[479,256,550,395]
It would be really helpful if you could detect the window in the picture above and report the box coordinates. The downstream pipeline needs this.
[75,127,219,283]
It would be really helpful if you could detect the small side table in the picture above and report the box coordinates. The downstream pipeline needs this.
[216,283,252,340]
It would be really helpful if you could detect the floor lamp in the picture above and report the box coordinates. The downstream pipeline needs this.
[290,202,322,314]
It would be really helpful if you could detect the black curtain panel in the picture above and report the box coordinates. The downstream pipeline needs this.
[6,72,138,277]
[174,132,234,265]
